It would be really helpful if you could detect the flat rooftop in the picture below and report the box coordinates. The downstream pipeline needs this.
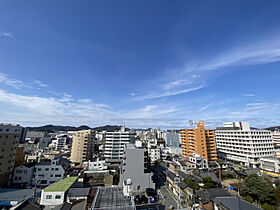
[44,176,78,192]
[92,187,134,209]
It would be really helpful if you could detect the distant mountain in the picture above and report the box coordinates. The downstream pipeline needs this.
[265,126,280,131]
[26,124,128,132]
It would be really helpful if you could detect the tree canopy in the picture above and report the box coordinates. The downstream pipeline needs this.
[240,174,275,205]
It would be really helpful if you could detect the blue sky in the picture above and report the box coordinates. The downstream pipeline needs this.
[1,0,280,129]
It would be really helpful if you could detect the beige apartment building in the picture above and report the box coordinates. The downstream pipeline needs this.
[70,129,95,163]
[0,123,22,187]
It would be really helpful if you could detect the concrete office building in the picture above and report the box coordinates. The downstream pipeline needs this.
[180,121,217,161]
[103,126,136,163]
[70,130,95,163]
[120,144,155,192]
[216,122,274,168]
[0,123,22,187]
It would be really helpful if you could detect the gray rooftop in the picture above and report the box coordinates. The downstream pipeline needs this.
[196,188,231,204]
[67,188,90,197]
[0,189,34,202]
[92,187,135,209]
[214,196,261,210]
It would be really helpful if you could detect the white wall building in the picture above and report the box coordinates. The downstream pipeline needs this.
[260,156,280,173]
[216,122,274,168]
[273,131,280,148]
[148,147,161,164]
[40,177,77,207]
[32,158,65,187]
[88,159,107,171]
[189,153,208,169]
[13,164,34,186]
[103,127,136,163]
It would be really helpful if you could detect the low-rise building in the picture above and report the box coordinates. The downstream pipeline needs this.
[40,176,78,207]
[260,156,280,173]
[32,158,67,187]
[12,163,35,187]
[88,159,107,171]
[67,187,90,203]
[189,153,208,169]
[90,187,135,210]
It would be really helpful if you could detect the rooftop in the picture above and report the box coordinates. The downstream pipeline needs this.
[214,196,261,210]
[0,189,34,202]
[92,187,134,209]
[44,177,78,192]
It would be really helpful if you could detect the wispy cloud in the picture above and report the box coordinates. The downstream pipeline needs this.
[32,79,48,87]
[0,73,30,89]
[243,93,255,97]
[0,31,13,38]
[137,85,204,100]
[139,35,280,100]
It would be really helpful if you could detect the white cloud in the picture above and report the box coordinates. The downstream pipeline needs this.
[33,79,48,87]
[0,73,30,89]
[139,34,280,100]
[0,31,13,38]
[243,94,255,97]
[137,85,204,100]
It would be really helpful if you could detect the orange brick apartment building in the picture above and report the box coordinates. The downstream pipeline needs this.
[180,121,217,161]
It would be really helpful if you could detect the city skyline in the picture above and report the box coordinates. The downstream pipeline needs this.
[1,1,280,128]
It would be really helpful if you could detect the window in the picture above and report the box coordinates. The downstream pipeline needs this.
[45,168,49,171]
[38,168,42,171]
[55,174,61,177]
[55,195,61,199]
[46,195,52,199]
[40,180,47,184]
[55,168,59,171]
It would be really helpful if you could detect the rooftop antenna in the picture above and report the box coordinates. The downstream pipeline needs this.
[189,120,194,128]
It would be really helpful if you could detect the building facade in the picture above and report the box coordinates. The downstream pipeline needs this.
[216,122,274,168]
[180,121,217,161]
[103,127,136,163]
[70,129,95,163]
[0,123,22,187]
[32,158,66,187]
[120,144,155,192]
[12,164,34,186]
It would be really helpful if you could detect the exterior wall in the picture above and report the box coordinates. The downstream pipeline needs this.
[88,159,107,171]
[149,147,161,163]
[32,159,65,187]
[70,130,94,163]
[104,128,136,162]
[273,131,280,148]
[120,144,154,191]
[40,191,65,206]
[13,165,34,186]
[216,124,274,168]
[180,121,217,161]
[163,132,180,147]
[15,146,25,167]
[0,123,22,187]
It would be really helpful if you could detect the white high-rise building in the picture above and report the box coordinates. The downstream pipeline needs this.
[216,122,274,168]
[103,127,136,163]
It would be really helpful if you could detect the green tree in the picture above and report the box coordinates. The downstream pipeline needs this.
[262,203,274,210]
[202,177,216,189]
[240,174,275,205]
[244,195,253,203]
[184,178,199,190]
[275,186,280,205]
